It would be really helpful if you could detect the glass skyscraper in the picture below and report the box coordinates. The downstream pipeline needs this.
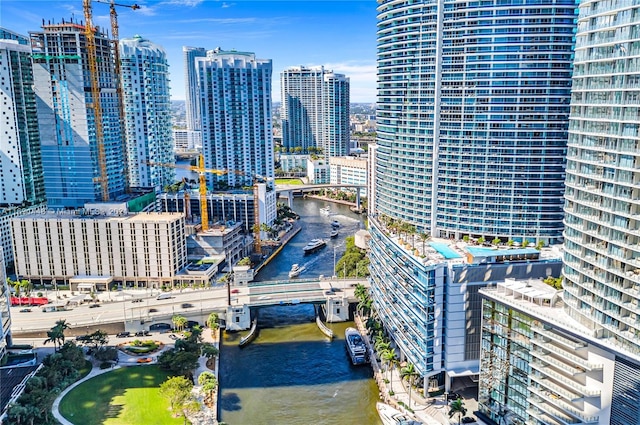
[281,66,350,158]
[375,0,577,244]
[30,21,126,208]
[196,49,274,189]
[183,46,206,132]
[563,1,640,356]
[120,35,174,191]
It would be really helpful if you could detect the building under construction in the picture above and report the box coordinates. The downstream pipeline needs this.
[30,20,126,208]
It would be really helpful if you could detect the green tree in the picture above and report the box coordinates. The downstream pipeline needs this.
[198,371,218,407]
[418,232,431,254]
[477,236,486,245]
[449,398,467,425]
[201,342,219,360]
[381,349,398,391]
[172,315,188,332]
[159,376,194,416]
[354,283,367,302]
[492,237,501,246]
[400,362,420,409]
[207,312,219,331]
[158,350,200,378]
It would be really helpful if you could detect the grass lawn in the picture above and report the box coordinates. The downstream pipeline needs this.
[275,178,303,185]
[59,365,185,425]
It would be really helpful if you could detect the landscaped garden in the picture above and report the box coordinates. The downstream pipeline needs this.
[59,365,184,425]
[118,339,162,355]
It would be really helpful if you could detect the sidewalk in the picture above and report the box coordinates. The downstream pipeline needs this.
[354,316,450,425]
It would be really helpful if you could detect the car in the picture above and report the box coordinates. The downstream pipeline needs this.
[137,357,153,363]
[447,392,461,401]
[135,330,150,337]
[324,290,334,295]
[89,304,100,308]
[19,308,32,313]
[131,299,143,303]
[181,303,193,308]
[148,308,158,313]
[461,417,476,424]
[231,288,240,294]
[169,334,179,340]
[116,332,131,338]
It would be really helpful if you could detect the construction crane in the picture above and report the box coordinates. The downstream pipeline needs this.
[148,154,228,232]
[98,0,139,193]
[83,0,138,200]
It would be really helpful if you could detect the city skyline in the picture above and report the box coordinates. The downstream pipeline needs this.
[1,0,378,103]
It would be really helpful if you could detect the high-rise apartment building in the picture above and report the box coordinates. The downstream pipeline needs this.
[196,49,274,189]
[374,1,576,244]
[0,29,45,206]
[120,35,174,190]
[183,46,206,132]
[563,1,640,361]
[281,66,350,158]
[30,21,126,208]
[369,0,578,393]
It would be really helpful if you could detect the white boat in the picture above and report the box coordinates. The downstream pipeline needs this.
[303,238,327,254]
[288,263,306,278]
[376,402,424,425]
[345,327,368,365]
[320,206,331,215]
[330,229,339,238]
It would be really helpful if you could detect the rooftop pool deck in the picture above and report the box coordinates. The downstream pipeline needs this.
[429,242,462,259]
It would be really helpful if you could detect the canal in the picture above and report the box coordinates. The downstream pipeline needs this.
[218,197,382,425]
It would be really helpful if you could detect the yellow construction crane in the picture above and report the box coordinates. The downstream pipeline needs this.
[148,154,228,231]
[83,0,138,200]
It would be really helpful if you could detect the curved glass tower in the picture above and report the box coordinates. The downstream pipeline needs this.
[563,2,640,355]
[375,0,577,244]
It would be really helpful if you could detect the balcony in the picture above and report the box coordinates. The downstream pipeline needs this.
[528,386,600,424]
[530,338,603,371]
[530,361,600,397]
[529,373,582,402]
[532,324,587,350]
[530,351,584,376]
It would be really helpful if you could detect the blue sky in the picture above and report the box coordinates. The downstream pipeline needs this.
[2,0,378,102]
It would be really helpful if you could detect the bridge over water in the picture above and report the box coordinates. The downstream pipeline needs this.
[276,184,366,209]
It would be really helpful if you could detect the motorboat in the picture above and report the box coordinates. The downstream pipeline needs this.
[320,206,331,216]
[303,239,327,254]
[376,402,424,425]
[345,327,368,365]
[331,220,340,228]
[330,229,339,238]
[288,263,306,278]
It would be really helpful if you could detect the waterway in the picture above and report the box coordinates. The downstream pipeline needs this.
[218,197,382,425]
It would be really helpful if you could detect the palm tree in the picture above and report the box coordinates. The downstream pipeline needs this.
[374,337,391,355]
[449,398,467,425]
[357,297,373,317]
[418,232,430,254]
[54,319,69,346]
[172,315,188,332]
[354,283,367,302]
[206,312,219,331]
[380,348,397,390]
[400,362,420,409]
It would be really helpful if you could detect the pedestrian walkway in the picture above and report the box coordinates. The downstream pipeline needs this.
[354,316,470,425]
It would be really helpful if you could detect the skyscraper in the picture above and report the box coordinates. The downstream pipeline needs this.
[120,35,174,190]
[0,28,45,206]
[281,66,350,158]
[563,1,640,358]
[31,21,126,208]
[374,1,575,244]
[183,46,206,132]
[368,0,577,392]
[196,49,274,188]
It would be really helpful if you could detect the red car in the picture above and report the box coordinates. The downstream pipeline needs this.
[231,289,240,294]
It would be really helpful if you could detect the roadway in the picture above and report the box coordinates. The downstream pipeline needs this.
[9,277,367,334]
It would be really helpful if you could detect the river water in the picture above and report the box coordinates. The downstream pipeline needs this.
[218,197,382,425]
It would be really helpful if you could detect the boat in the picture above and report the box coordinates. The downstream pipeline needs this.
[303,239,327,254]
[376,402,424,425]
[320,206,331,216]
[330,229,339,238]
[345,327,368,365]
[288,263,306,278]
[331,220,340,228]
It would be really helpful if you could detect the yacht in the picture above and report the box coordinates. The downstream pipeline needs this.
[330,229,339,238]
[376,402,424,425]
[303,239,327,254]
[345,327,368,365]
[320,206,331,216]
[288,263,306,278]
[331,220,340,228]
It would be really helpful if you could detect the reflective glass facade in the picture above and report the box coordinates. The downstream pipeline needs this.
[375,0,577,243]
[563,1,640,355]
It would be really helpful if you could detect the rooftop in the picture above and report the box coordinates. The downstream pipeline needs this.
[17,211,184,223]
